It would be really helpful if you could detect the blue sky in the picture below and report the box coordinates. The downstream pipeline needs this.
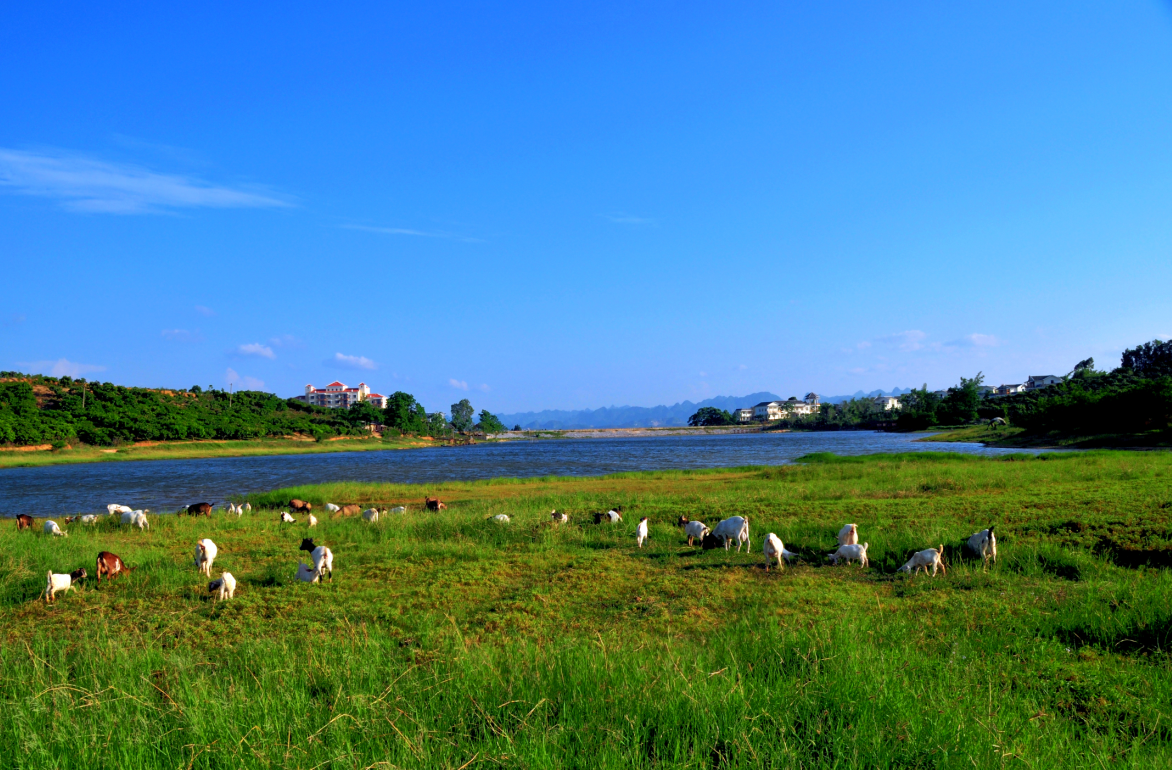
[2,2,1171,413]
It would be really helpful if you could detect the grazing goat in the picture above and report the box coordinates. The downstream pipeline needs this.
[702,516,750,552]
[107,504,132,515]
[280,511,295,523]
[390,506,407,514]
[208,572,237,600]
[676,516,710,546]
[296,562,320,583]
[828,542,870,567]
[362,508,380,522]
[194,539,218,577]
[43,569,87,603]
[289,499,313,513]
[339,504,361,517]
[488,514,510,523]
[227,503,243,516]
[44,520,67,537]
[837,523,859,546]
[96,551,132,584]
[325,503,341,513]
[763,533,787,571]
[130,510,149,530]
[967,526,997,566]
[308,514,318,527]
[244,502,251,512]
[425,497,447,511]
[593,510,622,524]
[551,510,568,525]
[299,539,334,581]
[636,517,649,548]
[16,514,33,531]
[899,545,946,577]
[79,514,99,524]
[186,502,215,516]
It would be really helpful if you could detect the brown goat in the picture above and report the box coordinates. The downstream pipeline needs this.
[96,551,132,584]
[425,497,447,511]
[336,504,361,517]
[16,514,34,531]
[289,499,313,513]
[186,502,215,516]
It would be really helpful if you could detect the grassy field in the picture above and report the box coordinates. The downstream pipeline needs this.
[923,424,1172,449]
[0,434,439,470]
[3,451,1171,768]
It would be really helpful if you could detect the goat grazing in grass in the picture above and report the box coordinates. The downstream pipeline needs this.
[837,523,859,546]
[390,506,407,514]
[186,502,215,516]
[44,569,86,603]
[208,572,237,600]
[308,514,318,527]
[551,510,568,525]
[636,517,649,548]
[488,514,510,524]
[96,551,132,584]
[967,526,997,566]
[79,514,99,524]
[296,562,320,583]
[16,514,33,531]
[594,509,622,524]
[289,499,313,513]
[675,516,710,546]
[299,538,334,582]
[194,539,218,577]
[280,511,295,523]
[107,504,132,515]
[702,516,750,552]
[899,545,946,577]
[828,542,869,568]
[43,520,67,537]
[362,508,380,522]
[325,503,341,513]
[129,510,149,530]
[763,533,797,571]
[339,504,361,517]
[425,497,447,511]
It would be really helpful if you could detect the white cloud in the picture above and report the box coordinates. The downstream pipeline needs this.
[269,334,304,349]
[449,378,469,391]
[225,367,265,391]
[236,343,276,360]
[16,358,106,378]
[331,352,377,371]
[194,305,216,317]
[0,148,292,214]
[162,328,203,343]
[341,223,483,243]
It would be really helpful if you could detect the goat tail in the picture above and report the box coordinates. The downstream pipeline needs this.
[938,543,944,555]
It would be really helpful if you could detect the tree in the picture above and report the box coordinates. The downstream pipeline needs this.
[450,399,475,433]
[513,424,522,431]
[427,411,449,436]
[476,410,507,434]
[688,407,734,427]
[938,372,984,425]
[384,391,427,434]
[1120,340,1172,378]
[345,401,383,427]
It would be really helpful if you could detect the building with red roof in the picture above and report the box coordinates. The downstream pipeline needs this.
[295,381,387,410]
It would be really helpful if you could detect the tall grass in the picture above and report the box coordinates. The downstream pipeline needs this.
[1,451,1170,767]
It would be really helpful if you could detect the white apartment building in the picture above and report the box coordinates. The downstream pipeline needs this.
[733,408,755,423]
[295,381,388,410]
[748,393,821,421]
[871,395,902,412]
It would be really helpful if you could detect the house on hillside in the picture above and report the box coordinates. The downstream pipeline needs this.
[749,393,820,421]
[294,381,388,409]
[994,383,1026,396]
[871,395,902,412]
[1026,375,1062,391]
[733,408,754,423]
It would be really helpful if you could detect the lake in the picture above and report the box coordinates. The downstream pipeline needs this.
[0,431,1057,516]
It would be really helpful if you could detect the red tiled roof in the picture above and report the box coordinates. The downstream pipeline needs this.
[327,381,345,387]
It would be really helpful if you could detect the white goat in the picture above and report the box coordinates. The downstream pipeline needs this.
[362,508,380,522]
[899,545,946,576]
[296,562,320,583]
[80,514,99,524]
[837,523,859,546]
[677,516,710,546]
[107,504,132,515]
[828,542,869,567]
[390,506,407,514]
[194,539,218,577]
[489,514,510,524]
[43,568,86,603]
[636,517,649,548]
[308,514,318,527]
[130,510,149,530]
[244,502,251,513]
[311,546,333,581]
[280,511,295,523]
[227,503,243,516]
[763,533,797,571]
[967,526,997,565]
[208,572,237,600]
[43,520,67,537]
[551,510,568,525]
[325,503,341,513]
[120,511,135,525]
[709,516,750,552]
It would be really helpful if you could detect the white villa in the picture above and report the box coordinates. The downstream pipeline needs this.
[871,395,902,412]
[743,393,821,422]
[294,381,388,410]
[1026,375,1062,390]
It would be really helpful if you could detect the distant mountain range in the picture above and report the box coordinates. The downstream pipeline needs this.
[496,388,914,430]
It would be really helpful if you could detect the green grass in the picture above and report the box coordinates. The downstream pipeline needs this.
[3,451,1172,767]
[0,434,440,469]
[923,424,1172,449]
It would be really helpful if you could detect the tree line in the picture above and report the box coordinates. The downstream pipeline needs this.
[0,373,511,447]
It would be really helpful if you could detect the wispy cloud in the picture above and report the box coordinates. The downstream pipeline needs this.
[449,378,469,391]
[0,148,292,214]
[162,328,203,343]
[269,334,304,349]
[236,342,276,360]
[331,352,377,371]
[16,358,106,378]
[194,305,216,317]
[602,213,657,225]
[341,223,483,243]
[876,330,927,352]
[225,367,265,391]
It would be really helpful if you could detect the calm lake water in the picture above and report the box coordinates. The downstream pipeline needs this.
[0,431,1057,516]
